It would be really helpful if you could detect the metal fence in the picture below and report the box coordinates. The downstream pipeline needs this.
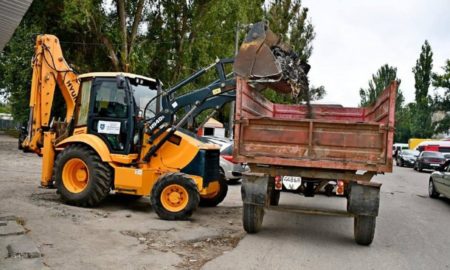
[0,119,18,130]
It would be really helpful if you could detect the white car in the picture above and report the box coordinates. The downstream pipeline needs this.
[203,136,248,183]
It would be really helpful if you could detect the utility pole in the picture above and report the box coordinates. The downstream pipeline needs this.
[229,22,240,139]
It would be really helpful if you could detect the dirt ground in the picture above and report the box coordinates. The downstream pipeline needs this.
[0,134,244,270]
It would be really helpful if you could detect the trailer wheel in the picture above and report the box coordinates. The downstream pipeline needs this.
[54,144,112,207]
[270,189,280,206]
[354,215,376,246]
[151,173,199,220]
[199,173,228,207]
[243,203,264,233]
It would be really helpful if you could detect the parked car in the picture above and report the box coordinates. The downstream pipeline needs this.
[414,151,446,172]
[443,153,450,162]
[396,149,419,167]
[392,143,408,157]
[428,163,450,199]
[202,136,248,183]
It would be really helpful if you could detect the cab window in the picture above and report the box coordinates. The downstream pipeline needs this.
[93,80,128,118]
[76,80,91,126]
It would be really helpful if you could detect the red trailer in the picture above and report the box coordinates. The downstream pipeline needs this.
[234,78,398,245]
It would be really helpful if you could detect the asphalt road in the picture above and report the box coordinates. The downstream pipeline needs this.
[203,166,450,270]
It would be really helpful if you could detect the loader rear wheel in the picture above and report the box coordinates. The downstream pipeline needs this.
[151,173,199,220]
[54,144,112,207]
[243,203,264,234]
[354,215,376,246]
[199,172,228,207]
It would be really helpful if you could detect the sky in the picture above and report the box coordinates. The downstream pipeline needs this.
[300,0,450,107]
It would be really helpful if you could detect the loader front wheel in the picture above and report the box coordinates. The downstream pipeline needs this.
[54,144,112,207]
[151,173,199,220]
[243,203,264,234]
[199,173,228,207]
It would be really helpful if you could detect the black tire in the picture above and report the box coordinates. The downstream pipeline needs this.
[243,203,264,234]
[270,189,281,206]
[199,173,228,207]
[150,172,200,220]
[54,144,112,207]
[418,163,423,172]
[354,215,376,246]
[428,179,440,199]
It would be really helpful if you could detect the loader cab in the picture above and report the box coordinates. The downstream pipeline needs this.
[74,72,159,155]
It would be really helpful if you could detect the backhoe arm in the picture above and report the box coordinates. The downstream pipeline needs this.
[23,35,79,154]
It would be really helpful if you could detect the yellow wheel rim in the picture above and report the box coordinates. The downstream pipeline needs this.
[160,184,189,212]
[202,181,220,199]
[62,158,89,193]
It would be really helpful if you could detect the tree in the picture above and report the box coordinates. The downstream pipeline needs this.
[359,64,404,110]
[359,64,405,142]
[410,40,434,138]
[264,0,325,104]
[266,0,314,62]
[62,0,148,72]
[432,60,450,134]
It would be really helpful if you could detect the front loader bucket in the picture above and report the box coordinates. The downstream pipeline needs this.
[233,22,308,96]
[234,22,287,79]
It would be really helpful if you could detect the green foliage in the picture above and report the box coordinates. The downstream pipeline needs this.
[0,25,38,123]
[266,0,314,62]
[264,0,324,104]
[410,40,434,138]
[359,64,404,110]
[0,103,11,114]
[1,0,323,125]
[395,103,414,143]
[413,41,433,107]
[358,64,406,142]
[432,60,450,134]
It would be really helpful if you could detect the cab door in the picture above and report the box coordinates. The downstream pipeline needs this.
[87,77,134,154]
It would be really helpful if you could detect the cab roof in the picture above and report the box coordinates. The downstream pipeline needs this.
[78,72,157,83]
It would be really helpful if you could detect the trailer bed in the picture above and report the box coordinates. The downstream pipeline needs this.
[233,78,398,174]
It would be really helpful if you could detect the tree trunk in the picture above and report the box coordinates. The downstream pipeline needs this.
[117,0,128,71]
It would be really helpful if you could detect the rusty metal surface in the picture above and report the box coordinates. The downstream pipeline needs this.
[234,22,282,79]
[233,78,398,174]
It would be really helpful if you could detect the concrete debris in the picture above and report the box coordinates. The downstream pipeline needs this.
[0,221,25,236]
[7,235,41,259]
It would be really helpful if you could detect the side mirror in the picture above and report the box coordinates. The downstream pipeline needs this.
[116,75,126,89]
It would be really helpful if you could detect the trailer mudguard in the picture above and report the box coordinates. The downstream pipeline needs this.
[347,181,381,216]
[241,172,270,206]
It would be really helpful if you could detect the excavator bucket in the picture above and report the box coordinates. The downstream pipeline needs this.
[234,22,309,96]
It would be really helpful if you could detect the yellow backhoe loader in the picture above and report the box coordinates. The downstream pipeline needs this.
[21,22,300,220]
[21,34,233,220]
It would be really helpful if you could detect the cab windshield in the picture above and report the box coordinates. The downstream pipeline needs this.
[129,78,159,119]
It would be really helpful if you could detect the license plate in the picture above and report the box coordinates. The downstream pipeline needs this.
[282,176,302,190]
[431,164,440,167]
